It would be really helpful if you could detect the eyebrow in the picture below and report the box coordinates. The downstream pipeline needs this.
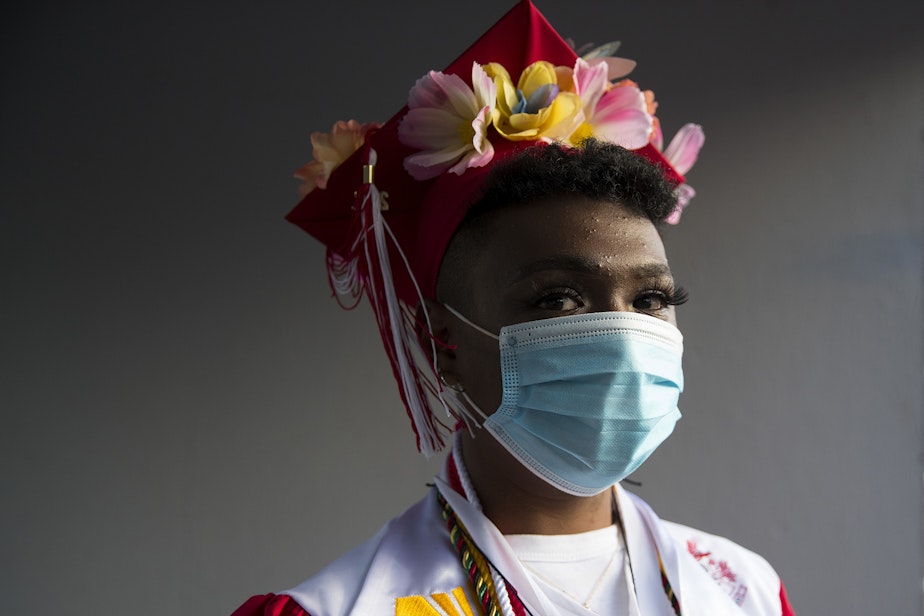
[506,255,673,285]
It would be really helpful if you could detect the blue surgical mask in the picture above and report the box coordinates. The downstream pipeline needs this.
[445,307,684,497]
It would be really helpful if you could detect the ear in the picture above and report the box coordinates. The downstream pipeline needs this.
[417,298,461,388]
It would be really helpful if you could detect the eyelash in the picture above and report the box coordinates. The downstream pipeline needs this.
[533,286,583,310]
[528,283,689,312]
[641,284,689,307]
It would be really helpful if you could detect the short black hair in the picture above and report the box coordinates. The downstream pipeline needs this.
[436,139,678,306]
[465,138,678,225]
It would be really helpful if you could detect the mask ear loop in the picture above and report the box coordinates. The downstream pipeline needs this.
[438,371,491,428]
[437,303,498,431]
[461,390,491,422]
[442,304,500,340]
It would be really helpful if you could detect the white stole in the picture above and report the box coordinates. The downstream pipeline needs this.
[436,477,750,616]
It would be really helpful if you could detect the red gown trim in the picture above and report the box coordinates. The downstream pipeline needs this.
[780,582,796,616]
[231,593,310,616]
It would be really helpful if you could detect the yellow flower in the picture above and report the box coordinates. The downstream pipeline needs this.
[484,61,583,141]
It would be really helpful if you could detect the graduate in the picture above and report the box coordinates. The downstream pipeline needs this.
[234,2,795,614]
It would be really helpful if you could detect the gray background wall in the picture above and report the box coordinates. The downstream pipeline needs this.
[3,1,922,614]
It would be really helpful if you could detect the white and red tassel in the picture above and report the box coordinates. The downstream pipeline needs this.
[326,147,459,457]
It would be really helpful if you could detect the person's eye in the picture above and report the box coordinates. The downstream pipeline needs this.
[633,285,689,313]
[633,292,668,312]
[535,288,584,312]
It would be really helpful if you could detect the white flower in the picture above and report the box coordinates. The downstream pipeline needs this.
[398,63,496,180]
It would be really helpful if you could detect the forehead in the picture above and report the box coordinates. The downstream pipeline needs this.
[470,196,668,276]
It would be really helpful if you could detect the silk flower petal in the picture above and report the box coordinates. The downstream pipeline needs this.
[427,71,479,118]
[663,123,705,175]
[518,61,557,97]
[592,109,653,149]
[573,58,609,111]
[405,143,473,180]
[398,108,467,148]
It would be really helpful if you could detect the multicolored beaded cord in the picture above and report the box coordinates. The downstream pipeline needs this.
[659,554,682,615]
[437,489,506,616]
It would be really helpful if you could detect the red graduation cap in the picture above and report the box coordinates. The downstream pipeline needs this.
[285,0,700,455]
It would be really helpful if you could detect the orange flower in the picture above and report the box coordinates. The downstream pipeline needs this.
[294,120,379,197]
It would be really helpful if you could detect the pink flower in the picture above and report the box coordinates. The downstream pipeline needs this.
[570,58,652,148]
[664,183,696,225]
[294,120,379,197]
[662,123,704,175]
[660,124,704,224]
[399,63,497,180]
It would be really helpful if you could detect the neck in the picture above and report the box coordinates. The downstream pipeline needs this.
[457,430,615,535]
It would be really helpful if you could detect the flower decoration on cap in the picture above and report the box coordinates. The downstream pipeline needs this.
[569,58,651,147]
[399,63,497,180]
[286,0,704,456]
[485,60,583,141]
[656,122,705,223]
[294,119,380,197]
[396,55,661,175]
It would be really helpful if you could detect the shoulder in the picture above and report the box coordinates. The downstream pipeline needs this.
[662,520,795,615]
[232,490,456,616]
[664,519,778,580]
